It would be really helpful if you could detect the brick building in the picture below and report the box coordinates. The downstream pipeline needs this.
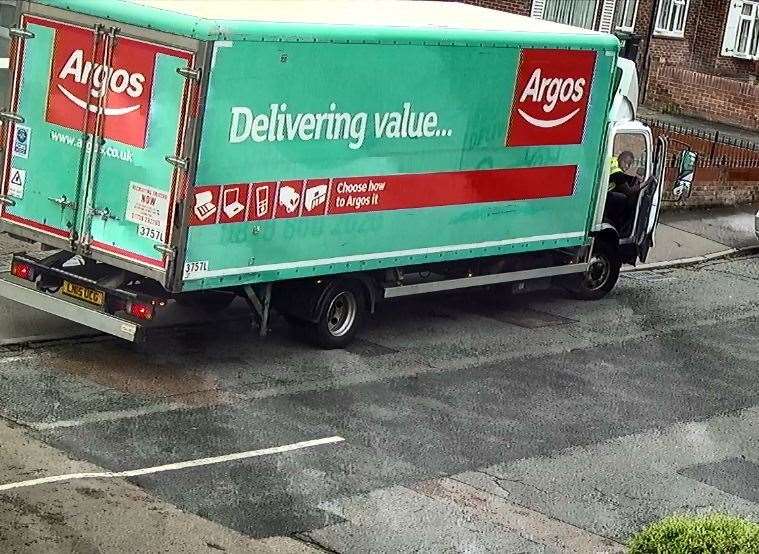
[461,0,759,131]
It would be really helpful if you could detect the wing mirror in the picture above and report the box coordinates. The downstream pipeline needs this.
[672,149,697,201]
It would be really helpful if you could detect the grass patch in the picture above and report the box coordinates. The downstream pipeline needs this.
[628,513,759,553]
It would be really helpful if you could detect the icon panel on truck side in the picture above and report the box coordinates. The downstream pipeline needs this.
[276,181,303,219]
[188,166,578,228]
[248,182,276,221]
[505,49,596,147]
[190,186,220,226]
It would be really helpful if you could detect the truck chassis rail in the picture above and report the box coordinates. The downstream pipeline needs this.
[382,263,589,298]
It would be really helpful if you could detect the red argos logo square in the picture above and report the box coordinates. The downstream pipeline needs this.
[505,49,596,147]
[247,182,276,221]
[275,181,304,219]
[189,186,220,226]
[301,179,330,217]
[218,184,249,224]
[46,23,156,148]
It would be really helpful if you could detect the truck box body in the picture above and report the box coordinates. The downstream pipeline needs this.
[0,0,618,292]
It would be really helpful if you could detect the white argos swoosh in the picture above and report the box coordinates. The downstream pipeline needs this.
[57,84,141,116]
[517,108,580,129]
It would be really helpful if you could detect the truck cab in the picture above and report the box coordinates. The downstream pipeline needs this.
[569,58,695,300]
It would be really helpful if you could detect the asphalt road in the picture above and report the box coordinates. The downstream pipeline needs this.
[0,255,758,552]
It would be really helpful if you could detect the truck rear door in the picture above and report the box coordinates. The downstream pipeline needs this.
[0,12,196,277]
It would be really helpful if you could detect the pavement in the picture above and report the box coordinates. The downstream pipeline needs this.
[0,206,757,552]
[646,203,759,264]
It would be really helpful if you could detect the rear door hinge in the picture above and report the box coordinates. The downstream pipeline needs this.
[165,155,189,170]
[177,67,201,81]
[153,244,175,258]
[0,111,24,125]
[9,28,34,39]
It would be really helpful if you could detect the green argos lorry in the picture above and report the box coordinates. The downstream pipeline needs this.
[0,0,689,347]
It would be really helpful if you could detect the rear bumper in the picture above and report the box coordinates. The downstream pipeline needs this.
[0,273,143,342]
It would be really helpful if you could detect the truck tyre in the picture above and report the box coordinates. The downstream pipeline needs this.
[567,239,621,300]
[305,281,366,349]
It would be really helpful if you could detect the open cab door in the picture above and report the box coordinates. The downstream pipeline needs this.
[632,135,668,263]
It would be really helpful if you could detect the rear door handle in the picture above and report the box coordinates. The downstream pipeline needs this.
[49,195,77,210]
[89,207,119,221]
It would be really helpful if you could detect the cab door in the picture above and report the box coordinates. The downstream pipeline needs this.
[610,122,667,263]
[632,135,667,263]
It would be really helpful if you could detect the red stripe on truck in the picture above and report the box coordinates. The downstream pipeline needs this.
[190,165,577,227]
[0,213,71,239]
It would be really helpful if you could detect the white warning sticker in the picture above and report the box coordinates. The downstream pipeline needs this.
[12,125,30,159]
[125,181,169,232]
[8,167,26,198]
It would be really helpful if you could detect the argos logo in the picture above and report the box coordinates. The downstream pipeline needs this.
[506,49,596,147]
[57,49,146,116]
[46,23,156,148]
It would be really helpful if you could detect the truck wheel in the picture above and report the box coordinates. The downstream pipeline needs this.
[567,240,621,300]
[306,282,366,349]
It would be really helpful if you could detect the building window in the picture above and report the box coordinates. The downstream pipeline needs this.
[543,0,598,29]
[654,0,690,37]
[530,0,616,32]
[722,0,759,59]
[615,0,639,32]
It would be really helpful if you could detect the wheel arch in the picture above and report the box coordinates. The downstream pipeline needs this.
[273,273,378,323]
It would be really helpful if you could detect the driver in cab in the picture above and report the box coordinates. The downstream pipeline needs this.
[605,150,643,233]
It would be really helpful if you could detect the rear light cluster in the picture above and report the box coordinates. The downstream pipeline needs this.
[10,261,35,281]
[123,298,166,321]
[126,300,154,321]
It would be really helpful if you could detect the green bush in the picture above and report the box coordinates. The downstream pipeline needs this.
[628,513,759,554]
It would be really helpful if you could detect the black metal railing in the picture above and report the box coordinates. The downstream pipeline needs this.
[641,117,759,169]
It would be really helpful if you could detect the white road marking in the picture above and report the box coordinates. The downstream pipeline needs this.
[0,436,344,492]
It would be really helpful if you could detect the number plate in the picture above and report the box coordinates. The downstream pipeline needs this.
[61,281,105,307]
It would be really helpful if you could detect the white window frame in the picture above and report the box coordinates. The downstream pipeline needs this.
[722,0,759,59]
[615,0,639,32]
[654,0,691,38]
[530,0,616,32]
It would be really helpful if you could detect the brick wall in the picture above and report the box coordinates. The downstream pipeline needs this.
[691,0,757,76]
[634,0,704,67]
[635,0,759,129]
[458,0,531,16]
[646,62,759,130]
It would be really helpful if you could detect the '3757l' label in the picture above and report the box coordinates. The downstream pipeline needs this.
[183,260,209,279]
